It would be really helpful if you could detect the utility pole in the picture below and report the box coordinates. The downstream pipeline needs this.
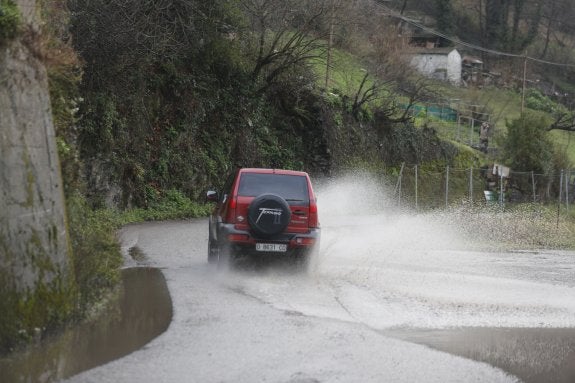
[325,0,335,89]
[521,56,527,115]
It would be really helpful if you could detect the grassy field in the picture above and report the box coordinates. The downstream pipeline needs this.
[310,45,575,166]
[311,48,376,95]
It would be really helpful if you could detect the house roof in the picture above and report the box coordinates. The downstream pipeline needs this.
[462,55,483,64]
[409,47,459,55]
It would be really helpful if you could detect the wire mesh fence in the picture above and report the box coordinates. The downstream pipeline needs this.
[409,101,496,151]
[391,164,575,211]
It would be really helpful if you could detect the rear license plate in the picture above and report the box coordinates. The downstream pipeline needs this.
[256,243,287,252]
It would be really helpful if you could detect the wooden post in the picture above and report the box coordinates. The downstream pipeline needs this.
[521,56,527,115]
[325,0,335,90]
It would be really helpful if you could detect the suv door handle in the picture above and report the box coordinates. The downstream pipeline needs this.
[293,210,306,215]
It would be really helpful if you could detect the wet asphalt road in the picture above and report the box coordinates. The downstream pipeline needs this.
[57,218,575,383]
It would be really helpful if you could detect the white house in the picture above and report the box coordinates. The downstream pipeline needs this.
[409,48,462,86]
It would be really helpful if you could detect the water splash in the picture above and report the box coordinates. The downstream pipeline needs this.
[316,172,575,253]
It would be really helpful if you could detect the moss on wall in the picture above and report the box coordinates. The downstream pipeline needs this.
[0,267,76,354]
[20,149,36,208]
[0,221,76,354]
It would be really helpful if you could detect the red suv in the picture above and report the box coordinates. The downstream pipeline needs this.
[206,168,320,267]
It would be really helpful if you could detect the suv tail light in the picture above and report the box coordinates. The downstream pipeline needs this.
[227,196,237,223]
[308,199,319,228]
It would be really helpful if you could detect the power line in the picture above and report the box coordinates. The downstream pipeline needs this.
[375,2,575,68]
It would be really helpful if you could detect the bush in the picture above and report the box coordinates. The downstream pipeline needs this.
[119,189,212,224]
[0,0,21,44]
[66,194,123,313]
[67,189,211,306]
[501,113,554,173]
[525,89,565,114]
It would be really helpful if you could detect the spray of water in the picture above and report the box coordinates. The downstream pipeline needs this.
[316,172,469,264]
[315,172,575,261]
[306,172,575,329]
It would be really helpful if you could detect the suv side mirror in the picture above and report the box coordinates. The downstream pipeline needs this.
[206,190,219,202]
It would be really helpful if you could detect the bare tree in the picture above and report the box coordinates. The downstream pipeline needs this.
[351,72,379,118]
[367,21,438,124]
[548,111,575,132]
[539,0,575,59]
[540,1,560,59]
[240,0,329,95]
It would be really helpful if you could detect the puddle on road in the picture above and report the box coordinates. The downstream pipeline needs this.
[386,327,575,383]
[2,266,574,383]
[0,267,172,383]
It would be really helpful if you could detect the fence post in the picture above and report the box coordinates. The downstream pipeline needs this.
[499,171,504,207]
[566,169,570,211]
[531,171,536,203]
[469,167,473,205]
[415,164,419,211]
[560,170,564,204]
[395,162,405,208]
[445,165,450,208]
[557,169,564,228]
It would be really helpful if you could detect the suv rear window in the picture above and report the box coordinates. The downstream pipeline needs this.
[238,173,309,203]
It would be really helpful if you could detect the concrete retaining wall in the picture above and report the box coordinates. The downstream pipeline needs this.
[0,0,70,289]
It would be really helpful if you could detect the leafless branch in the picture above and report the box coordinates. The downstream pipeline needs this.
[547,111,575,132]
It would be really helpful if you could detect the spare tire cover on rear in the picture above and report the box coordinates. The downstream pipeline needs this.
[248,193,291,237]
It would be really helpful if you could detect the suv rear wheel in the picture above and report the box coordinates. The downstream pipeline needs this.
[207,237,219,264]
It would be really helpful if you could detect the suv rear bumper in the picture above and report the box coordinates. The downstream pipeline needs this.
[218,223,320,254]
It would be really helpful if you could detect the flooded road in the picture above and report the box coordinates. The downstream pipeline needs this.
[387,327,575,383]
[2,208,575,382]
[0,268,171,382]
[2,254,574,382]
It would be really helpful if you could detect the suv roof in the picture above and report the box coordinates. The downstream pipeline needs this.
[238,168,309,176]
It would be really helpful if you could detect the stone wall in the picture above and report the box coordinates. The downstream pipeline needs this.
[0,0,70,289]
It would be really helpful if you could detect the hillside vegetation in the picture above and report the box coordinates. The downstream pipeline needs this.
[60,0,475,209]
[42,0,575,212]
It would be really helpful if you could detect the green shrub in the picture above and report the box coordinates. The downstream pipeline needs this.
[525,89,565,114]
[501,113,554,173]
[0,0,21,44]
[66,194,123,313]
[119,189,212,224]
